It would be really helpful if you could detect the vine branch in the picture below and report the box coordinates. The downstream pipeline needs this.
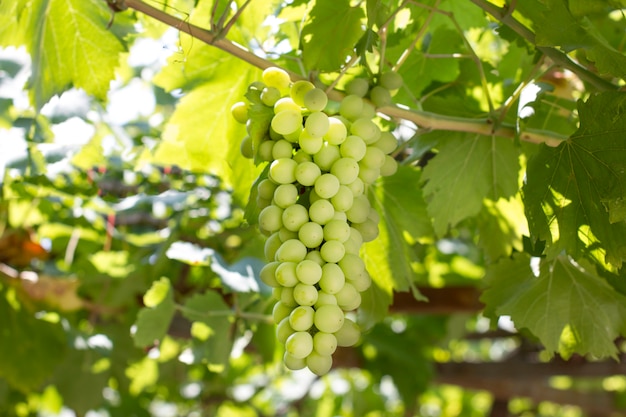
[119,0,565,147]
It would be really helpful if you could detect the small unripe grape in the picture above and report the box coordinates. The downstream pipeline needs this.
[273,301,293,323]
[291,80,315,106]
[260,261,280,287]
[314,173,341,199]
[347,269,372,292]
[350,118,381,144]
[296,259,323,285]
[309,199,335,225]
[285,331,314,359]
[304,88,328,111]
[369,85,392,107]
[338,253,366,278]
[314,304,344,333]
[360,101,377,119]
[240,136,253,158]
[380,155,398,176]
[282,204,309,231]
[319,263,345,294]
[269,158,297,184]
[264,232,282,261]
[284,352,306,370]
[323,219,351,243]
[258,140,275,162]
[295,161,322,186]
[305,250,325,266]
[353,218,379,242]
[293,149,312,164]
[293,283,318,306]
[379,71,403,90]
[333,209,349,222]
[340,135,367,161]
[272,139,294,160]
[298,221,324,248]
[339,95,364,120]
[334,318,360,347]
[278,227,298,242]
[306,351,333,376]
[273,184,299,209]
[358,164,380,184]
[313,143,341,171]
[275,261,299,287]
[331,185,353,212]
[274,97,301,114]
[361,146,386,169]
[257,178,277,200]
[259,204,283,232]
[280,286,297,307]
[315,291,338,309]
[305,111,330,137]
[374,131,398,154]
[299,130,324,155]
[276,317,295,344]
[231,101,249,123]
[324,117,348,145]
[262,67,291,91]
[345,77,369,97]
[346,195,370,224]
[320,240,346,263]
[346,177,364,196]
[261,87,281,106]
[313,332,338,356]
[284,126,303,143]
[331,157,359,185]
[289,305,315,331]
[275,239,307,262]
[335,282,360,311]
[272,110,303,136]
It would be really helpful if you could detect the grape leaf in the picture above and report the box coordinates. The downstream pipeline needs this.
[0,287,67,392]
[181,290,233,370]
[477,197,527,262]
[133,277,175,348]
[22,0,127,108]
[482,254,626,359]
[421,132,520,236]
[300,0,364,72]
[524,92,626,267]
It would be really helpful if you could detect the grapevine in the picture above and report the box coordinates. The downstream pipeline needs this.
[232,67,401,376]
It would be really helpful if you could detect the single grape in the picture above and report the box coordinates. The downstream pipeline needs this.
[345,77,369,97]
[305,111,330,138]
[315,291,338,309]
[313,143,341,171]
[284,352,307,370]
[275,261,299,287]
[323,219,351,243]
[361,146,386,169]
[273,184,299,209]
[331,185,354,212]
[369,85,392,107]
[240,136,253,159]
[272,139,294,160]
[299,130,324,155]
[319,263,345,294]
[264,232,282,261]
[380,155,398,176]
[261,86,281,107]
[358,163,380,184]
[260,261,280,287]
[305,250,325,266]
[257,178,277,200]
[274,97,301,114]
[289,305,315,331]
[331,157,360,185]
[262,67,291,91]
[280,286,298,307]
[334,318,360,347]
[373,131,398,154]
[298,221,324,248]
[353,218,379,242]
[258,139,275,162]
[282,204,309,231]
[285,331,314,359]
[304,88,328,112]
[306,351,333,376]
[269,158,297,184]
[313,332,338,356]
[338,253,366,278]
[309,199,335,225]
[295,161,322,186]
[340,135,367,161]
[346,195,370,224]
[293,283,318,306]
[275,239,307,262]
[320,240,346,263]
[324,117,348,145]
[314,173,341,199]
[296,259,323,285]
[276,317,295,344]
[278,227,298,242]
[350,118,381,144]
[347,269,372,292]
[339,95,364,120]
[335,282,361,311]
[379,71,403,90]
[314,304,345,333]
[291,80,315,106]
[272,110,303,136]
[273,301,293,323]
[231,101,249,124]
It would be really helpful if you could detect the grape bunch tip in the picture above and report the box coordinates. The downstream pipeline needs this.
[232,66,400,376]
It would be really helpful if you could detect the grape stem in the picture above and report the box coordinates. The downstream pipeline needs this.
[120,0,566,147]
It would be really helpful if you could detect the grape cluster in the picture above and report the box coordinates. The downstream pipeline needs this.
[232,67,400,376]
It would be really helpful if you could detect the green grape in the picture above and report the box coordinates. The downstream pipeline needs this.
[269,158,297,184]
[293,283,318,306]
[338,253,366,278]
[284,352,307,371]
[320,240,346,263]
[314,304,345,333]
[373,131,398,154]
[303,88,328,112]
[269,127,283,141]
[343,236,361,255]
[282,204,309,231]
[272,286,282,301]
[323,219,351,243]
[274,97,301,113]
[332,210,348,222]
[348,226,364,247]
[260,261,280,287]
[305,250,325,266]
[262,67,291,91]
[276,317,295,344]
[275,239,307,262]
[379,71,403,90]
[361,146,386,169]
[309,199,335,225]
[346,195,370,223]
[347,177,365,196]
[319,263,345,294]
[295,161,322,186]
[350,118,381,144]
[289,305,315,331]
[293,149,312,164]
[340,135,367,161]
[360,101,377,119]
[273,301,293,323]
[324,117,348,145]
[299,131,324,155]
[330,157,359,185]
[285,331,314,359]
[305,111,330,137]
[298,221,324,248]
[353,218,379,242]
[258,139,275,162]
[278,227,298,242]
[339,95,364,120]
[314,173,340,199]
[264,232,282,260]
[273,184,299,208]
[296,259,322,285]
[331,185,354,212]
[272,110,303,136]
[231,101,249,124]
[240,136,253,159]
[313,332,338,356]
[358,163,380,184]
[315,291,338,309]
[261,86,281,106]
[284,126,303,143]
[275,261,299,287]
[257,178,277,200]
[345,77,369,97]
[272,139,294,160]
[380,155,398,176]
[291,80,315,106]
[334,318,360,347]
[280,286,297,307]
[369,85,392,107]
[259,205,284,233]
[313,143,341,171]
[335,282,360,311]
[347,269,371,292]
[306,351,333,376]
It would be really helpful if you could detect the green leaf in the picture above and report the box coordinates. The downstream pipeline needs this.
[524,92,626,267]
[0,287,67,392]
[182,290,233,370]
[23,0,127,108]
[363,166,432,294]
[301,0,365,72]
[482,254,626,358]
[133,277,175,348]
[477,197,527,262]
[422,132,520,236]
